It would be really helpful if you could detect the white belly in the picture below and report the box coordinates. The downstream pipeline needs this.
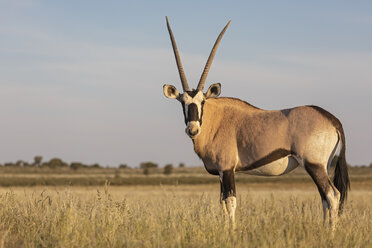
[243,155,299,176]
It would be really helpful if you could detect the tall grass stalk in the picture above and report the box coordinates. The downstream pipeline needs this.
[0,185,370,247]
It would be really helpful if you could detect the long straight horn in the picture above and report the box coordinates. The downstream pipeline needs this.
[166,16,190,92]
[197,20,231,91]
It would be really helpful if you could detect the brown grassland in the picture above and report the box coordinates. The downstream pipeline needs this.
[0,166,371,247]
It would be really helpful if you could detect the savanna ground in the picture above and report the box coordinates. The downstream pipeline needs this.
[0,166,371,247]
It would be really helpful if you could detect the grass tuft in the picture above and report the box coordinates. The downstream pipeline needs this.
[0,185,370,247]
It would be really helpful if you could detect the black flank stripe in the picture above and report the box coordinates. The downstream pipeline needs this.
[242,148,293,171]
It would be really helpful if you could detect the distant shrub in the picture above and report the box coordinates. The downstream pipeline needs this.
[178,163,185,168]
[4,163,15,167]
[164,164,173,175]
[34,156,43,166]
[15,160,25,167]
[140,162,158,169]
[15,160,30,167]
[143,168,150,175]
[90,163,101,168]
[47,158,68,168]
[119,164,128,169]
[70,162,83,170]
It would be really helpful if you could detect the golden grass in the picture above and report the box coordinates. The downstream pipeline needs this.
[0,183,371,248]
[0,166,371,187]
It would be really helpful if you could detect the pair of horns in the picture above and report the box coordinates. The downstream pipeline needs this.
[166,16,231,92]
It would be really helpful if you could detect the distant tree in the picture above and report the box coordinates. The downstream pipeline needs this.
[140,162,158,169]
[47,158,68,168]
[91,163,101,168]
[164,164,173,175]
[178,163,185,168]
[70,162,83,170]
[15,160,24,167]
[143,167,150,175]
[34,156,43,166]
[119,164,128,169]
[369,162,372,168]
[4,163,15,167]
[23,162,31,167]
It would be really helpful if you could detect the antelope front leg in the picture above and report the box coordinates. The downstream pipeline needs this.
[219,169,237,227]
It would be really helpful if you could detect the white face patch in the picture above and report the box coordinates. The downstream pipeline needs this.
[182,91,205,121]
[187,120,200,129]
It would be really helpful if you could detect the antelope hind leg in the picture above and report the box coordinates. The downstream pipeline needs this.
[305,162,340,228]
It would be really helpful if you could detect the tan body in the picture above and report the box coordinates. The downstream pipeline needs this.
[194,98,338,176]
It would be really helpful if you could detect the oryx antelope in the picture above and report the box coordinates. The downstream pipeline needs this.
[163,17,350,227]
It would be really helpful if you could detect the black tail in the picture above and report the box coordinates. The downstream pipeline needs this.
[333,127,350,213]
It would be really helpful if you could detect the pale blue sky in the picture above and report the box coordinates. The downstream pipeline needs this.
[0,1,371,167]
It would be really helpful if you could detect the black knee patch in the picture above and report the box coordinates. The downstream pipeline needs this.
[221,170,236,200]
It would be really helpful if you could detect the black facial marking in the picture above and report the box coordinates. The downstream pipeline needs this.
[181,102,187,125]
[187,103,199,122]
[200,100,205,126]
[185,90,199,97]
[181,90,206,126]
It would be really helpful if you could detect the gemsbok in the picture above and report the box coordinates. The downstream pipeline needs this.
[163,17,350,227]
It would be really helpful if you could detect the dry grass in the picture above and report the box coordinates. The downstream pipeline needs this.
[0,166,371,187]
[0,183,371,248]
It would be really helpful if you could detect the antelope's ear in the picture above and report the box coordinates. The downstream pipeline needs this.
[206,83,221,98]
[163,84,180,99]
